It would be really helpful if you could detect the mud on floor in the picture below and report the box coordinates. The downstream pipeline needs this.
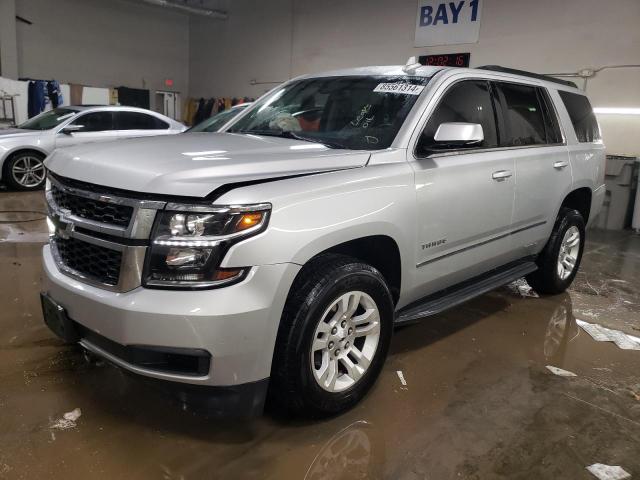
[0,190,639,479]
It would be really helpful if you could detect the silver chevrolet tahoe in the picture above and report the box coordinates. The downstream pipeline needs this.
[41,64,605,417]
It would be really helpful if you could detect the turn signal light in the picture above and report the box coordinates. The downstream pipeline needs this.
[213,268,243,281]
[237,213,263,231]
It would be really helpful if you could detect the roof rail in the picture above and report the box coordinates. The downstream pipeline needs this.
[477,65,578,88]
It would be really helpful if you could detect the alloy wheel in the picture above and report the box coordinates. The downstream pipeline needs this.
[557,226,580,280]
[310,291,381,392]
[11,156,45,188]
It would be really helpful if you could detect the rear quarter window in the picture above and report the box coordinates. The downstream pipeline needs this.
[558,91,601,143]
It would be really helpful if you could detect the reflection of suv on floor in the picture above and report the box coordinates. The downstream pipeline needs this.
[41,63,605,417]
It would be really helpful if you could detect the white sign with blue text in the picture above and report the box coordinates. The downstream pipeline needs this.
[414,0,482,47]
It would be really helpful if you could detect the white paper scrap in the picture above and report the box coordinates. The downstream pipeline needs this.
[396,370,408,387]
[51,408,82,430]
[586,463,631,480]
[577,319,640,350]
[507,278,539,298]
[546,365,577,377]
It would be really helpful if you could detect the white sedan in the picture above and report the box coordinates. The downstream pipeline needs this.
[0,106,185,190]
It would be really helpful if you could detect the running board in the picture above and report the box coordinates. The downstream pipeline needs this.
[395,261,538,325]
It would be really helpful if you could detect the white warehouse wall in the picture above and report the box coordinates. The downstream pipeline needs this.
[12,0,189,109]
[189,0,640,156]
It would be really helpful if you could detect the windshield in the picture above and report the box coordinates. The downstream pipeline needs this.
[228,75,430,150]
[187,105,249,133]
[18,108,78,130]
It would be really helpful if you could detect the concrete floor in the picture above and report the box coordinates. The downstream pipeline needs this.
[1,189,639,479]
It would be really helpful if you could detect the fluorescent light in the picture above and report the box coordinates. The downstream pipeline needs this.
[593,107,640,115]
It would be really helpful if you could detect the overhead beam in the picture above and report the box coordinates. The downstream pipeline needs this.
[137,0,227,19]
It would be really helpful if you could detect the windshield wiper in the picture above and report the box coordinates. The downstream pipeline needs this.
[232,129,348,149]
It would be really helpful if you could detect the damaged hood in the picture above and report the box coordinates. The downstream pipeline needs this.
[45,132,370,197]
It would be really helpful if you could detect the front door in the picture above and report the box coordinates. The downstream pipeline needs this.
[55,111,118,148]
[410,79,516,298]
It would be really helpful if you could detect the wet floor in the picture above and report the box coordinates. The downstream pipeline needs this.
[1,189,639,479]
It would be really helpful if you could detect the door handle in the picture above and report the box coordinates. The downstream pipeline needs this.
[553,160,569,169]
[492,170,513,181]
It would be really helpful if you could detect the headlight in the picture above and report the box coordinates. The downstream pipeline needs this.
[143,203,271,289]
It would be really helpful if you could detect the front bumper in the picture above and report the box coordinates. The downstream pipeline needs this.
[42,245,300,390]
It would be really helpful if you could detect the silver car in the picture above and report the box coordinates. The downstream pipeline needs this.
[41,64,605,417]
[0,106,185,190]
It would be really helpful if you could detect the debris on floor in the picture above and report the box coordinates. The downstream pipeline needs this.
[396,370,408,389]
[50,408,82,430]
[506,278,539,298]
[577,319,640,350]
[586,463,631,480]
[546,365,577,377]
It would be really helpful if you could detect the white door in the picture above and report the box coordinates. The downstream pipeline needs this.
[155,91,180,120]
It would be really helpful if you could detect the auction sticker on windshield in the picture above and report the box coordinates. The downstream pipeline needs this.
[373,83,425,95]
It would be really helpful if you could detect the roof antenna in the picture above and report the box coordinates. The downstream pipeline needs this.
[402,56,422,74]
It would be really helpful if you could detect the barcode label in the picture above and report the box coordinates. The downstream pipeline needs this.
[373,83,425,95]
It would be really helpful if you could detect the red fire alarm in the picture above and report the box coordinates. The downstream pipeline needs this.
[164,79,174,87]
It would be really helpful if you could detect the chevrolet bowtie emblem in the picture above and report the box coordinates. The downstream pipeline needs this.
[58,221,74,240]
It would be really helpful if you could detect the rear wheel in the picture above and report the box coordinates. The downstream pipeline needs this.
[526,207,585,294]
[270,254,394,417]
[4,151,46,190]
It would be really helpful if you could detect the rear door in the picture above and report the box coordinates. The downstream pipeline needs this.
[113,111,172,139]
[55,111,118,148]
[410,79,516,296]
[491,81,571,257]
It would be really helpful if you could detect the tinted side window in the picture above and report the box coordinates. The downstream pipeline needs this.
[558,91,601,142]
[71,112,113,132]
[538,88,563,144]
[417,80,498,154]
[115,112,169,130]
[493,82,546,146]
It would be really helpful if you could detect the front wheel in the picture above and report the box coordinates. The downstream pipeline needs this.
[4,152,46,190]
[526,207,585,294]
[270,254,394,417]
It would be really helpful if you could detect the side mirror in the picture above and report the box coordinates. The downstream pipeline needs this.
[60,124,83,135]
[433,122,484,146]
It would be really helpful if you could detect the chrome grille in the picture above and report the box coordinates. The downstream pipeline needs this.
[46,173,166,292]
[51,184,134,228]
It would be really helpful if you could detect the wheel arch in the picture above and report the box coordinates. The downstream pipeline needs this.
[1,147,48,180]
[559,187,592,223]
[291,235,402,306]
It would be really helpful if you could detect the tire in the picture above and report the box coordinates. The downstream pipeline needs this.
[270,254,394,417]
[526,207,585,295]
[3,151,46,191]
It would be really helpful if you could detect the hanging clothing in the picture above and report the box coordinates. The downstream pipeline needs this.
[116,86,150,109]
[70,84,83,105]
[193,98,207,125]
[109,88,119,105]
[203,98,215,119]
[27,81,47,118]
[224,98,232,110]
[46,81,63,108]
[182,98,198,125]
